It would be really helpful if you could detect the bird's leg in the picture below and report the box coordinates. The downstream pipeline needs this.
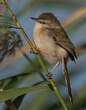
[30,40,51,55]
[30,47,51,55]
[29,40,39,54]
[50,61,60,73]
[62,58,72,102]
[30,40,57,57]
[30,47,56,57]
[37,48,56,56]
[47,61,60,78]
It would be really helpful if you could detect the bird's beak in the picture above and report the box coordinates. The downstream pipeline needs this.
[30,17,38,21]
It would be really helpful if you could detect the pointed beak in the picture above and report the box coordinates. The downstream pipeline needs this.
[30,17,38,21]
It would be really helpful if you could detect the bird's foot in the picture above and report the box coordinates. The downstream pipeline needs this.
[30,48,40,54]
[46,72,52,79]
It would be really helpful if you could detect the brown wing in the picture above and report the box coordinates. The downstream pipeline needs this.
[47,26,77,61]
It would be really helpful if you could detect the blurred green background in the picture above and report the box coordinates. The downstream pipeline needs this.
[0,0,86,110]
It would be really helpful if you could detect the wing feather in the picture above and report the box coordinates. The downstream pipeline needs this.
[47,25,77,61]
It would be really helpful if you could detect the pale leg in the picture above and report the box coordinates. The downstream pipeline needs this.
[47,61,60,78]
[49,61,60,73]
[31,40,56,57]
[32,40,51,56]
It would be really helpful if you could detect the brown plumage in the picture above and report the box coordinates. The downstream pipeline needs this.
[47,27,77,61]
[31,12,77,101]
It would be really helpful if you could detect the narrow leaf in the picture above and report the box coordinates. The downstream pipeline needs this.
[0,81,49,102]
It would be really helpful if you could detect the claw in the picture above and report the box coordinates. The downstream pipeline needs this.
[46,72,52,79]
[30,48,39,54]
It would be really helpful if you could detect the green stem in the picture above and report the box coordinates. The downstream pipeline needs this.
[19,47,46,80]
[50,79,69,110]
[2,0,69,110]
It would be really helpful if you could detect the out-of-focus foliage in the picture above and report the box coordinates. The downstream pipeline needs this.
[0,31,23,62]
[0,0,86,110]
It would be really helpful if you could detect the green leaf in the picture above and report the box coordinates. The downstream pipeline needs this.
[0,81,49,102]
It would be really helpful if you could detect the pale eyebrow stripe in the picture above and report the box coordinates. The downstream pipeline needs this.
[0,6,86,70]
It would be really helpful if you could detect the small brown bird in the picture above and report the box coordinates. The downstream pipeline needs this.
[31,12,77,101]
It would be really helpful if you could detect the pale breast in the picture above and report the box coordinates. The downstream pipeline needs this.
[33,22,68,64]
[33,23,56,53]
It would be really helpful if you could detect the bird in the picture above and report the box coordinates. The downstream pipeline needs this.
[31,12,77,102]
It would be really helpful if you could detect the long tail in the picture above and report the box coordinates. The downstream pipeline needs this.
[62,58,72,102]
